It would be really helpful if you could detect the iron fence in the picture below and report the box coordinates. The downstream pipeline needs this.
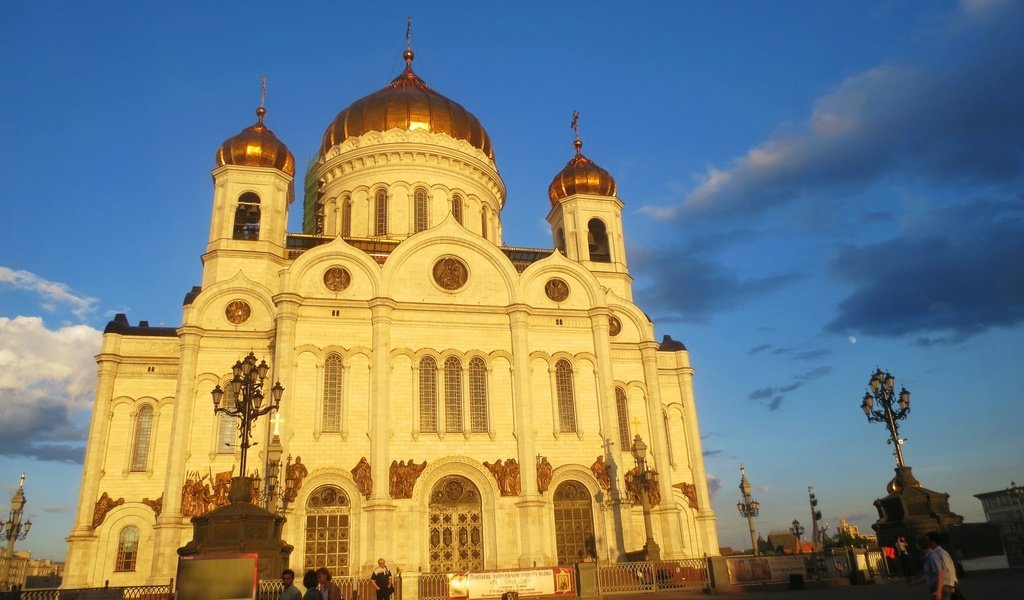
[0,584,172,600]
[596,559,708,594]
[416,573,448,600]
[258,575,401,600]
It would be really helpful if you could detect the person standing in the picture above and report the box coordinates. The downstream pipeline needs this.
[317,567,341,600]
[920,532,957,600]
[896,535,912,577]
[370,558,394,600]
[301,571,320,600]
[280,570,302,600]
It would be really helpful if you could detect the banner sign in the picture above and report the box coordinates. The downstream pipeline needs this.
[725,555,806,584]
[447,568,575,599]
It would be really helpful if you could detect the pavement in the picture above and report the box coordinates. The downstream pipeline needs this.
[602,570,1024,599]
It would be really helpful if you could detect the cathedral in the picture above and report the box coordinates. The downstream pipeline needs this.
[62,45,719,588]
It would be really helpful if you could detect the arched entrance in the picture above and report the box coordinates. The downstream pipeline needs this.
[428,475,483,573]
[304,485,352,575]
[553,480,597,565]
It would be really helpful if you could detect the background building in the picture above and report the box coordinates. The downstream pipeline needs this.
[974,483,1024,567]
[62,48,719,587]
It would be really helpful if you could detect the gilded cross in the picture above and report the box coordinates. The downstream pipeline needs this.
[406,16,412,51]
[270,411,284,437]
[259,75,267,108]
[571,110,580,141]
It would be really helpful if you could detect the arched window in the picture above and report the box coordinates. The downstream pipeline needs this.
[374,189,388,236]
[130,405,153,472]
[341,197,352,237]
[232,192,261,240]
[587,218,610,262]
[444,357,463,433]
[304,485,351,575]
[555,360,577,433]
[480,209,488,241]
[322,354,343,433]
[468,358,488,433]
[419,357,438,433]
[217,411,236,453]
[616,388,630,449]
[115,526,139,572]
[555,227,566,253]
[452,194,464,225]
[414,188,429,233]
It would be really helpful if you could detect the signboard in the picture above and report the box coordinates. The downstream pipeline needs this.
[447,568,575,599]
[176,553,259,600]
[725,555,806,584]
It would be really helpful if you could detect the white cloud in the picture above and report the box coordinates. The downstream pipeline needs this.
[0,267,98,319]
[0,316,102,462]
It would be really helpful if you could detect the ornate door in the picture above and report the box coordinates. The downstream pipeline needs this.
[304,485,352,575]
[553,481,596,565]
[428,476,483,573]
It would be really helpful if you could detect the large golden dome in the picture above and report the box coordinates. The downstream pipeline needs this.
[548,139,617,204]
[216,107,296,177]
[320,50,494,159]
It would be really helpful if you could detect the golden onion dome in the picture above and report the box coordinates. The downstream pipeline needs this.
[548,138,617,205]
[216,106,296,177]
[320,50,494,159]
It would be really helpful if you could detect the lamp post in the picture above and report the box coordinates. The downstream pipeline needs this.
[791,519,805,554]
[0,474,31,590]
[860,368,911,468]
[211,352,284,501]
[736,464,760,555]
[630,434,661,562]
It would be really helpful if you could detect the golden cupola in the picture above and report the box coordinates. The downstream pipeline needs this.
[320,50,494,159]
[548,138,617,205]
[216,106,296,177]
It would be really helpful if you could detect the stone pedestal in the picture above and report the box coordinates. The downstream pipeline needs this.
[872,466,963,572]
[178,476,293,580]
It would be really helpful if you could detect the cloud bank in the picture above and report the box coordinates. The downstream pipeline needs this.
[0,266,97,319]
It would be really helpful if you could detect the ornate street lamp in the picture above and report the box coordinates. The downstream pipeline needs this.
[211,352,284,500]
[630,434,661,562]
[790,519,805,554]
[860,368,911,468]
[737,464,760,555]
[0,474,31,590]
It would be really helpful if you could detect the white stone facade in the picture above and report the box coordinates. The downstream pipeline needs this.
[63,70,718,589]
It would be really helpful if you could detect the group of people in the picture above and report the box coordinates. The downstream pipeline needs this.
[279,560,395,600]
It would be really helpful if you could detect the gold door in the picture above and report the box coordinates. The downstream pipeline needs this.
[428,476,483,573]
[553,481,596,565]
[304,485,351,575]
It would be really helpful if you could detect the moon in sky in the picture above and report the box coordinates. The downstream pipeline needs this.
[849,336,857,344]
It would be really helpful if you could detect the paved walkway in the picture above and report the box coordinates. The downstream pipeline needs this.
[602,571,1023,599]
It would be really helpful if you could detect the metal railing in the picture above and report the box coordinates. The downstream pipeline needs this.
[417,573,448,600]
[0,583,172,600]
[597,560,708,594]
[259,576,401,600]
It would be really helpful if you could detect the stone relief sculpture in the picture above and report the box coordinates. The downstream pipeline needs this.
[389,459,427,499]
[286,456,308,501]
[590,456,612,491]
[181,471,212,517]
[92,492,124,528]
[211,468,234,507]
[141,495,163,517]
[484,458,522,496]
[536,456,553,494]
[624,467,661,507]
[351,457,372,499]
[674,481,699,510]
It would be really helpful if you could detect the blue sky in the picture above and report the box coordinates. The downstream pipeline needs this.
[1,1,1022,560]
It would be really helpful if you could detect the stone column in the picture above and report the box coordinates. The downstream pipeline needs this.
[271,293,301,446]
[63,344,121,587]
[639,341,683,557]
[148,327,203,583]
[587,307,616,446]
[672,355,720,555]
[508,305,547,566]
[365,299,397,569]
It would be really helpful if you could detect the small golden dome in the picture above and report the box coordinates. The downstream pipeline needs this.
[216,107,295,177]
[320,51,494,159]
[548,139,617,205]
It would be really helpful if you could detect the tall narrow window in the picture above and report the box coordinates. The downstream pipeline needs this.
[555,227,566,253]
[232,192,261,240]
[419,357,438,433]
[452,194,464,225]
[341,197,352,237]
[322,354,343,433]
[480,209,488,241]
[374,189,388,236]
[217,411,236,453]
[468,358,488,433]
[444,357,463,433]
[555,360,577,433]
[664,410,674,465]
[587,218,610,262]
[115,526,139,571]
[130,405,154,472]
[414,188,429,233]
[616,388,630,450]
